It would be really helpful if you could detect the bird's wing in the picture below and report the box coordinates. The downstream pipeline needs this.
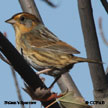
[22,25,80,54]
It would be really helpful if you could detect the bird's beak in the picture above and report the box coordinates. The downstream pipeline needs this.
[5,18,16,24]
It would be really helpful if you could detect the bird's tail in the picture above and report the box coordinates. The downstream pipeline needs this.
[72,56,102,64]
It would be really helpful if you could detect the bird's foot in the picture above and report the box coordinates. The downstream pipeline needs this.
[36,68,52,75]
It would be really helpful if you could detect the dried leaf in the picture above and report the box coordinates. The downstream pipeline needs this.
[23,84,51,100]
[45,90,68,108]
[23,84,60,102]
[58,91,92,108]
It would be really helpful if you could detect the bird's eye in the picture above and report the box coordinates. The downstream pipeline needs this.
[20,16,25,21]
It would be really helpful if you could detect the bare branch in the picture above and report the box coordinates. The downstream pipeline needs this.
[100,0,108,14]
[19,0,43,24]
[57,73,82,97]
[0,52,10,65]
[78,1,108,107]
[42,0,57,8]
[10,67,25,108]
[99,17,108,46]
[78,0,108,91]
[1,32,25,108]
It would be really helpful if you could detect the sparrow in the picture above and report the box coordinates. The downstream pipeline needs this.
[5,12,101,87]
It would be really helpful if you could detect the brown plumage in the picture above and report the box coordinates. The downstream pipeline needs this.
[5,12,101,78]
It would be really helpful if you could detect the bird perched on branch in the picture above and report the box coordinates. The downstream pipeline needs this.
[5,12,101,87]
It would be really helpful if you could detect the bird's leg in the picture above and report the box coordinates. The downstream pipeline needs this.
[36,68,52,75]
[48,75,61,90]
[37,68,61,89]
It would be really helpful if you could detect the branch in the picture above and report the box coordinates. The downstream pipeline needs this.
[99,17,108,46]
[19,0,43,24]
[57,73,82,97]
[42,0,57,8]
[10,67,25,108]
[100,0,108,14]
[77,0,108,91]
[0,32,60,108]
[0,52,10,65]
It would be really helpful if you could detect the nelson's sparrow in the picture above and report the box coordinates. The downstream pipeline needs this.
[5,12,101,84]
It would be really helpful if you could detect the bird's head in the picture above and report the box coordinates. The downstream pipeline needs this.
[5,12,41,34]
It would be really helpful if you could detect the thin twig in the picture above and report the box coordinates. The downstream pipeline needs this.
[100,0,108,14]
[0,52,10,65]
[99,17,108,46]
[42,0,57,7]
[10,67,25,108]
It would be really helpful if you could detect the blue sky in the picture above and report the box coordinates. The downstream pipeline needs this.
[0,0,108,108]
